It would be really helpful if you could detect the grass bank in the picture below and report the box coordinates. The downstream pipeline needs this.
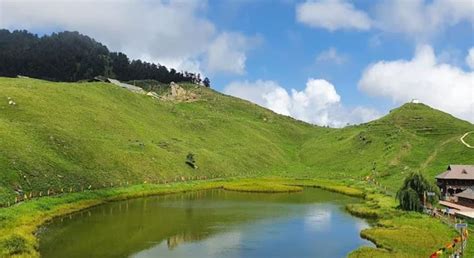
[346,191,473,257]
[222,178,303,193]
[0,178,470,257]
[0,179,226,257]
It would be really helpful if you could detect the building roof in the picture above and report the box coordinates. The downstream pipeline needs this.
[106,78,145,94]
[435,165,474,180]
[456,188,474,200]
[455,211,474,219]
[439,200,474,212]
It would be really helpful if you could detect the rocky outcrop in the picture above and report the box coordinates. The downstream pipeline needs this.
[160,82,199,102]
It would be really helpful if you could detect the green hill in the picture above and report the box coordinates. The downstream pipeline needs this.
[301,103,474,190]
[0,77,317,204]
[0,77,473,204]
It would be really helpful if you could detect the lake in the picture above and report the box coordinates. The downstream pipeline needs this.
[38,187,374,258]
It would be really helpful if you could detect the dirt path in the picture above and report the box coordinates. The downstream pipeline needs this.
[460,131,474,149]
[420,136,458,170]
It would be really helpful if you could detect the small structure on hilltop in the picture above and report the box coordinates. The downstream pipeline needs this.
[146,91,160,99]
[411,99,420,104]
[436,165,474,199]
[93,76,145,94]
[107,78,145,94]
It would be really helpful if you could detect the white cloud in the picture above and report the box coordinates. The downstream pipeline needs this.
[467,47,474,70]
[223,80,292,116]
[138,55,205,77]
[359,45,474,123]
[316,47,347,65]
[0,0,255,75]
[296,0,474,42]
[205,32,261,75]
[295,0,371,31]
[373,0,474,42]
[224,79,381,127]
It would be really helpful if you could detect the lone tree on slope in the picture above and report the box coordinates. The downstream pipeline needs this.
[396,172,439,212]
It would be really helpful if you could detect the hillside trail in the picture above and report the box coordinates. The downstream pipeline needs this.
[460,131,474,149]
[420,135,459,170]
[420,131,474,171]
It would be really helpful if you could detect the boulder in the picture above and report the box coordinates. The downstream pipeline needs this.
[170,82,187,98]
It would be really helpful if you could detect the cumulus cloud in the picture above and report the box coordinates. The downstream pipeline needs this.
[467,47,474,70]
[296,0,474,42]
[359,45,474,123]
[316,47,347,65]
[205,32,261,75]
[224,79,381,127]
[0,0,254,75]
[373,0,474,41]
[296,0,371,31]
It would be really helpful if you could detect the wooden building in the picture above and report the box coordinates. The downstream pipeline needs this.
[436,165,474,198]
[455,188,474,208]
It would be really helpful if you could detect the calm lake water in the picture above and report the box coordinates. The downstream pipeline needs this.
[38,188,374,258]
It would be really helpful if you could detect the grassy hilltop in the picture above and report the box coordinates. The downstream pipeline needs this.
[301,102,474,190]
[0,77,473,204]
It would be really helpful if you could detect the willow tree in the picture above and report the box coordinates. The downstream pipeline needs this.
[396,172,440,212]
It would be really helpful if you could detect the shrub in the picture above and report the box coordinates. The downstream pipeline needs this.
[185,153,197,169]
[2,235,27,255]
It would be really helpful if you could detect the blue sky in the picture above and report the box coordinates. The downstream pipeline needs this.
[205,0,473,118]
[1,0,473,126]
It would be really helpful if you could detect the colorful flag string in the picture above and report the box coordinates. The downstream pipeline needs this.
[430,229,468,258]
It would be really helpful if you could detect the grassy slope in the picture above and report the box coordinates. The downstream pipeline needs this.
[0,77,317,204]
[1,77,474,257]
[301,103,474,192]
[463,132,474,146]
[2,77,472,202]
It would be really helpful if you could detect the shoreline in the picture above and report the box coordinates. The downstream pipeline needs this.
[0,177,465,257]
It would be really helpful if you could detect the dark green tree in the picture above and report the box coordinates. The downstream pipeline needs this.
[203,77,211,87]
[0,29,207,86]
[396,172,439,212]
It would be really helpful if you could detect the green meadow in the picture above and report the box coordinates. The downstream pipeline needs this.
[0,77,473,257]
[463,132,474,147]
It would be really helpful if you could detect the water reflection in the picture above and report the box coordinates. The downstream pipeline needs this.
[304,208,331,232]
[166,232,208,250]
[39,188,373,258]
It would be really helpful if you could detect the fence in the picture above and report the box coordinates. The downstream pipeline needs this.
[0,174,221,208]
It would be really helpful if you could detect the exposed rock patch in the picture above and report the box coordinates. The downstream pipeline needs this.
[160,82,199,102]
